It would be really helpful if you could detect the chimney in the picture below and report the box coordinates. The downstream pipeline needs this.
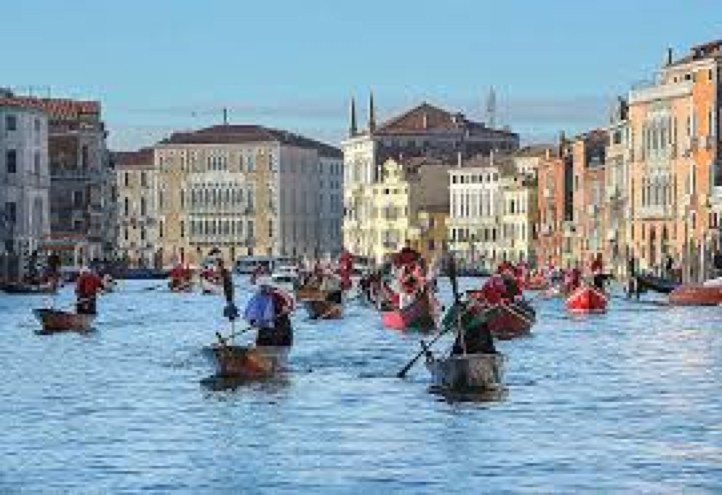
[666,47,673,66]
[456,151,462,168]
[422,112,428,129]
[368,91,376,133]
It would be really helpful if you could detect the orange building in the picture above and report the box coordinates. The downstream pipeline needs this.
[536,140,569,268]
[627,41,722,280]
[570,130,608,270]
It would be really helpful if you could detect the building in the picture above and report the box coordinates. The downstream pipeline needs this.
[448,154,515,269]
[154,124,342,267]
[364,157,451,262]
[536,138,573,268]
[0,95,50,258]
[604,97,631,276]
[114,148,160,268]
[570,130,608,267]
[0,91,115,266]
[342,97,519,256]
[498,173,539,265]
[627,41,722,280]
[409,205,448,263]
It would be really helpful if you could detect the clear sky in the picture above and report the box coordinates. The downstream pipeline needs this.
[2,0,720,150]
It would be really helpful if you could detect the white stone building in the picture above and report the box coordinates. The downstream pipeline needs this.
[0,98,50,256]
[342,97,519,258]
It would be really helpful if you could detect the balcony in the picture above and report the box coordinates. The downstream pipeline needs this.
[629,80,692,105]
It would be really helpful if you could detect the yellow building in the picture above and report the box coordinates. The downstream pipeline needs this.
[366,157,451,262]
[409,205,448,263]
[114,148,160,268]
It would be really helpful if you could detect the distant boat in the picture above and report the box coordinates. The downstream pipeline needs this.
[203,344,290,378]
[33,308,95,333]
[635,273,680,294]
[426,352,505,392]
[669,285,722,306]
[565,285,608,314]
[2,281,58,294]
[382,288,439,332]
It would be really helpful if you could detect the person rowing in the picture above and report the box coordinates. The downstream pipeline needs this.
[75,266,104,315]
[243,284,294,347]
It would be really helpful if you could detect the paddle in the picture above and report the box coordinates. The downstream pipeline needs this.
[396,254,462,379]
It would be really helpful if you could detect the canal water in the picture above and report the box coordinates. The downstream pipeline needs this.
[1,278,721,493]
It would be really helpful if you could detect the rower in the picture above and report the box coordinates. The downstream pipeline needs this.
[244,285,293,347]
[75,267,104,315]
[590,253,605,291]
[451,301,497,356]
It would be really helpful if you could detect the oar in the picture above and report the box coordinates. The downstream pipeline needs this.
[396,326,451,378]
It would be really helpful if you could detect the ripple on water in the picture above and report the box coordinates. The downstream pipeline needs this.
[0,278,721,493]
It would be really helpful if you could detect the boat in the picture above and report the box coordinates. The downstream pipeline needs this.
[2,281,58,294]
[168,278,193,292]
[382,288,439,332]
[669,285,722,306]
[426,352,505,392]
[110,268,169,280]
[565,285,608,314]
[32,308,95,332]
[635,272,680,294]
[702,276,722,288]
[203,344,290,378]
[524,276,549,291]
[466,291,536,339]
[200,277,223,295]
[302,298,343,319]
[271,265,299,285]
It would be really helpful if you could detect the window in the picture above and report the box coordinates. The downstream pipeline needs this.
[81,145,89,169]
[124,172,129,187]
[140,227,146,241]
[4,202,17,224]
[140,197,147,216]
[34,119,41,132]
[5,115,17,131]
[141,172,148,188]
[73,191,84,208]
[33,152,41,175]
[159,221,164,238]
[6,150,17,173]
[180,221,186,238]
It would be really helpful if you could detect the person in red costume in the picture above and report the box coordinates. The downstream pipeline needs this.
[590,253,605,291]
[76,267,104,315]
[337,250,354,291]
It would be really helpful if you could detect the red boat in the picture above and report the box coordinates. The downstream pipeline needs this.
[382,288,439,332]
[565,285,608,314]
[669,285,722,306]
[466,291,536,340]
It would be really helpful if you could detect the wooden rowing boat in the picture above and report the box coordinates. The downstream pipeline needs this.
[168,279,193,292]
[302,299,343,319]
[203,344,290,378]
[426,352,505,392]
[3,282,58,294]
[382,288,438,332]
[32,308,95,332]
[669,285,722,306]
[466,291,536,339]
[566,285,608,314]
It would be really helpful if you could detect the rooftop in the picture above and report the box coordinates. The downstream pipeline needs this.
[160,124,342,158]
[113,148,155,169]
[0,90,101,122]
[374,102,517,138]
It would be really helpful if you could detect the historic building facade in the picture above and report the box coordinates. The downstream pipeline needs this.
[364,157,451,262]
[153,125,342,267]
[0,95,50,256]
[114,148,160,268]
[627,41,721,280]
[342,97,519,257]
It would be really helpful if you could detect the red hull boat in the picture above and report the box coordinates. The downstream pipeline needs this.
[669,285,722,306]
[566,285,608,314]
[382,289,438,332]
[466,291,536,340]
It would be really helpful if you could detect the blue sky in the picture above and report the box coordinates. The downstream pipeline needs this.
[2,0,720,150]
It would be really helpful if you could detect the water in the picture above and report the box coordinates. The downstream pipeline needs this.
[1,278,721,493]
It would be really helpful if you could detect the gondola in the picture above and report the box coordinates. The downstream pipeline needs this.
[301,298,343,319]
[426,352,505,392]
[382,288,439,332]
[466,291,536,339]
[669,285,722,306]
[2,282,58,294]
[565,285,608,314]
[32,308,95,332]
[635,273,680,294]
[203,344,290,378]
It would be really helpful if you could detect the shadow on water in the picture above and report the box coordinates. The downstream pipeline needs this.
[429,385,509,404]
[199,373,291,393]
[33,327,98,337]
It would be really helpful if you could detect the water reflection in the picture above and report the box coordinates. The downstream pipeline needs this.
[429,385,509,404]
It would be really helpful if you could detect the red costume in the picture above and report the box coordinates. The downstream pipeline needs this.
[76,271,103,298]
